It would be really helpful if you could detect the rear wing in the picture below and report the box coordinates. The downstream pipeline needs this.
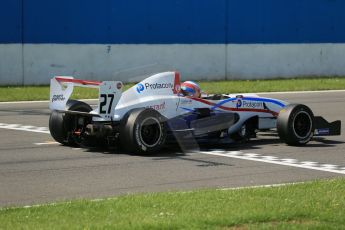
[49,76,123,121]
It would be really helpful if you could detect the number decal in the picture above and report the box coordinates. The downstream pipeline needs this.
[107,94,114,114]
[99,94,114,114]
[99,94,107,114]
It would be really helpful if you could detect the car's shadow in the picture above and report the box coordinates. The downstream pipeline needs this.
[220,136,345,151]
[79,135,345,157]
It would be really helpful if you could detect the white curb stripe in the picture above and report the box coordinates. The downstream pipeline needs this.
[300,161,318,166]
[320,164,338,169]
[243,153,260,158]
[261,155,278,161]
[199,150,345,175]
[219,181,306,190]
[281,158,298,164]
[0,123,50,134]
[34,141,59,145]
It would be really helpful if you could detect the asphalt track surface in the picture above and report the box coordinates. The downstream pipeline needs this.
[0,91,344,207]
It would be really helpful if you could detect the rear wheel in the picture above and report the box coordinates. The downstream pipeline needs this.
[277,104,314,145]
[49,100,92,146]
[120,108,167,154]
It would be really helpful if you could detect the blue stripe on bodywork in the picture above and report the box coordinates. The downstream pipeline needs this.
[179,107,194,112]
[210,98,236,110]
[241,97,286,107]
[180,107,225,113]
[210,97,285,110]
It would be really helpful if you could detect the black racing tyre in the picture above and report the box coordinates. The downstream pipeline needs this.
[277,104,314,146]
[230,117,257,142]
[120,108,167,154]
[230,123,249,142]
[49,100,92,146]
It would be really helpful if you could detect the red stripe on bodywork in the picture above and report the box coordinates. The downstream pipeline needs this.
[55,77,101,86]
[172,72,181,94]
[191,97,214,106]
[191,97,278,116]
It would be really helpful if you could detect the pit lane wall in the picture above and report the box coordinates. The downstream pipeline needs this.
[1,0,345,85]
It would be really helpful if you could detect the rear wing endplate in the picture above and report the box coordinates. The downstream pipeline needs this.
[49,76,123,121]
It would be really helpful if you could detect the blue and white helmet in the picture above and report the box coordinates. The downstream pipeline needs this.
[180,81,201,98]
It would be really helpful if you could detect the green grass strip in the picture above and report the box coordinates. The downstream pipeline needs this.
[1,179,345,229]
[199,77,345,94]
[0,77,345,102]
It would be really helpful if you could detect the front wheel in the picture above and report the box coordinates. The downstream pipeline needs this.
[230,117,257,142]
[277,104,314,145]
[120,108,167,154]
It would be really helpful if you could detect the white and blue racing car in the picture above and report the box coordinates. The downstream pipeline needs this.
[49,72,341,154]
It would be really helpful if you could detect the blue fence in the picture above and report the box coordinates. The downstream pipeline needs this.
[1,0,345,44]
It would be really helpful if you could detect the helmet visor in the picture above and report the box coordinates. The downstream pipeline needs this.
[181,86,196,97]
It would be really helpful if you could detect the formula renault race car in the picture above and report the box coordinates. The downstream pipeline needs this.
[49,72,341,154]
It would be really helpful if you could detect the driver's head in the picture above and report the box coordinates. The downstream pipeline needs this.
[180,81,201,98]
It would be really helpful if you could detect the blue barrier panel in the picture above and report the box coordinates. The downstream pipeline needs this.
[227,0,345,43]
[23,0,226,44]
[0,0,22,43]
[1,0,345,44]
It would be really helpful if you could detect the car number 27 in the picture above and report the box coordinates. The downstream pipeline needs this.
[99,94,115,114]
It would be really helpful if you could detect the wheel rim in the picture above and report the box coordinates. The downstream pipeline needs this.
[292,111,312,139]
[239,124,246,137]
[139,117,162,147]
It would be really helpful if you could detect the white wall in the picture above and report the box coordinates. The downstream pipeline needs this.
[22,44,226,84]
[227,44,345,79]
[0,44,23,84]
[1,43,345,85]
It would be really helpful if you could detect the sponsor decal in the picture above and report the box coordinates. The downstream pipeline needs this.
[180,99,193,105]
[315,128,330,135]
[136,82,174,93]
[134,123,145,150]
[117,82,122,90]
[236,99,242,108]
[136,83,145,93]
[146,102,166,111]
[51,94,66,102]
[236,99,263,109]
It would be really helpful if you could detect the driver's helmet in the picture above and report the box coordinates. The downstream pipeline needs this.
[180,81,201,98]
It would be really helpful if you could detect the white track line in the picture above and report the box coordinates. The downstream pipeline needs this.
[199,150,345,175]
[1,122,343,175]
[1,182,305,210]
[0,123,49,134]
[219,181,306,190]
[34,141,59,145]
